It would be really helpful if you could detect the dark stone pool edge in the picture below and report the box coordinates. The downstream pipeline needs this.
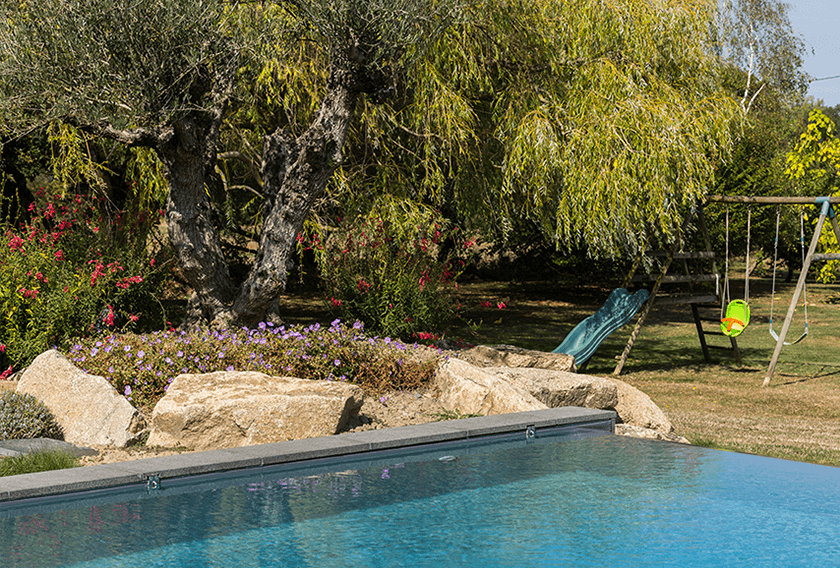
[0,407,616,502]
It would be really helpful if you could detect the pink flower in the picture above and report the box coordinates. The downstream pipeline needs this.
[497,302,507,309]
[480,300,493,308]
[330,297,342,307]
[104,305,115,327]
[55,249,65,261]
[418,270,431,291]
[0,344,5,353]
[8,235,25,252]
[128,314,139,322]
[19,287,38,299]
[413,331,439,341]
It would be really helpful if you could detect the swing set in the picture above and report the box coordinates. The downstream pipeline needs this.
[708,195,840,386]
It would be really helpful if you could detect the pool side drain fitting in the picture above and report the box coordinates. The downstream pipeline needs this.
[147,475,161,491]
[525,425,536,440]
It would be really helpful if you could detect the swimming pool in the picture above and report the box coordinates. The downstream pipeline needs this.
[1,408,839,567]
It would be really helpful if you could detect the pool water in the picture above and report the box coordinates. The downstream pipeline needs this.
[2,429,840,567]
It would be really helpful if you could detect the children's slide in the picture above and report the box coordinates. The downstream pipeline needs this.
[552,288,650,366]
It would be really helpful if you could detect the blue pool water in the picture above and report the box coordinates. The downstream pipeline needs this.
[2,428,840,567]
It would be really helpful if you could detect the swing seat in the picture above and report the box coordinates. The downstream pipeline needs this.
[721,300,750,337]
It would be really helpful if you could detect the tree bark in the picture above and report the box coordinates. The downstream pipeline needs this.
[155,117,238,328]
[230,70,359,327]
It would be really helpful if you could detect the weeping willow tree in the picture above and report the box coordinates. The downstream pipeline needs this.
[331,0,741,259]
[1,0,739,327]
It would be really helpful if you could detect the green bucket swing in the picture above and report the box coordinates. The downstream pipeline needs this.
[721,299,750,337]
[720,206,751,338]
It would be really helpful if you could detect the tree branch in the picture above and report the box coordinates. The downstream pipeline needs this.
[81,123,162,148]
[218,150,264,187]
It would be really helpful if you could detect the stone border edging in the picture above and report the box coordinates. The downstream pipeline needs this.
[0,406,615,503]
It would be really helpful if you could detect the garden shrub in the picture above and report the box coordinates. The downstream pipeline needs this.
[68,319,436,411]
[0,187,176,370]
[0,391,64,440]
[300,199,475,340]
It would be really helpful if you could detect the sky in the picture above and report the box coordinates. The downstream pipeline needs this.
[786,1,840,107]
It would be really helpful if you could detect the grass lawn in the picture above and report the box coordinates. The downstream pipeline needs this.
[280,273,840,466]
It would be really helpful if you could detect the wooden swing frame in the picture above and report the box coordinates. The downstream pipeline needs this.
[706,195,840,386]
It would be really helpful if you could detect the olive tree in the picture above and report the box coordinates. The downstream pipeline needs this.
[0,0,458,328]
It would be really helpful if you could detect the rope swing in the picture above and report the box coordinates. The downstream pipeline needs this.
[720,206,751,337]
[769,205,809,345]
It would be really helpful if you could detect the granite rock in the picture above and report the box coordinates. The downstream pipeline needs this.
[16,350,146,448]
[147,371,364,451]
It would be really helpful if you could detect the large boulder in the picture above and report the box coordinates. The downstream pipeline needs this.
[433,358,548,416]
[147,372,364,451]
[456,344,575,372]
[16,350,146,447]
[435,355,675,437]
[609,378,673,432]
[489,367,618,410]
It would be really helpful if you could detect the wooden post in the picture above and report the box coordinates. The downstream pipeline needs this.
[763,201,831,386]
[614,211,694,375]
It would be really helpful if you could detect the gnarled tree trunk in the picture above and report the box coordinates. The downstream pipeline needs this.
[156,117,238,328]
[231,70,359,327]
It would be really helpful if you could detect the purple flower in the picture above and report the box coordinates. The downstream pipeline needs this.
[137,350,145,359]
[334,359,341,366]
[124,385,131,396]
[226,365,234,371]
[124,345,131,352]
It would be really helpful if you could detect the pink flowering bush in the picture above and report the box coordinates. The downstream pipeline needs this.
[300,204,475,340]
[0,189,174,368]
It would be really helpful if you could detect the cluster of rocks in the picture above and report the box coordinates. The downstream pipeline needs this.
[9,345,686,455]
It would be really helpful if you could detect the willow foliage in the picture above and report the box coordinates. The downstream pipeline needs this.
[335,0,740,258]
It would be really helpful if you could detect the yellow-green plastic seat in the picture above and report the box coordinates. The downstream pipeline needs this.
[721,300,750,337]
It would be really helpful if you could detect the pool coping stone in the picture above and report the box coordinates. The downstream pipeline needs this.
[0,406,615,502]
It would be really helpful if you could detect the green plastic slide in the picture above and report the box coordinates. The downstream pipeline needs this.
[552,288,650,366]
